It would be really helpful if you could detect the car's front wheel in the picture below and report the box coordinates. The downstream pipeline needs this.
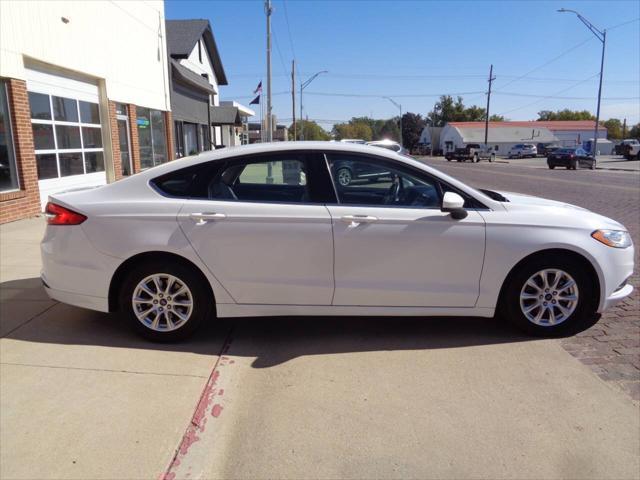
[548,165,555,169]
[501,255,597,336]
[120,261,210,341]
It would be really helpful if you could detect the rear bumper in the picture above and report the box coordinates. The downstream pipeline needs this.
[42,278,109,312]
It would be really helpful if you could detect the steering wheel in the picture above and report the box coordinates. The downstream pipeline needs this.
[383,175,403,205]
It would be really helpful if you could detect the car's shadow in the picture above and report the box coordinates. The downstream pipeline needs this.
[2,277,557,368]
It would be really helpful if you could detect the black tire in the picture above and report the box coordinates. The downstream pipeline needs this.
[489,155,494,163]
[548,165,555,169]
[473,155,479,163]
[500,254,597,337]
[571,160,578,170]
[119,260,212,341]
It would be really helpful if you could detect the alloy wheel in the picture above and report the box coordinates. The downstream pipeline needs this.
[519,268,579,326]
[337,168,352,186]
[132,273,193,331]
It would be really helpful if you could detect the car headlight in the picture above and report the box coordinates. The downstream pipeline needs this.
[591,230,632,248]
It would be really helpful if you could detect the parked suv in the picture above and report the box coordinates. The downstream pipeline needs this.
[508,144,537,158]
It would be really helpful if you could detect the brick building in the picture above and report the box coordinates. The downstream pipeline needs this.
[0,1,173,223]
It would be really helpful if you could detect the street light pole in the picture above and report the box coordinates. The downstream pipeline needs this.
[265,0,273,142]
[299,70,328,140]
[384,97,403,148]
[558,8,606,157]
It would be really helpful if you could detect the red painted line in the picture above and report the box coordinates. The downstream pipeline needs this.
[159,331,234,480]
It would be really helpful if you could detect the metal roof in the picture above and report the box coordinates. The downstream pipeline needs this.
[166,19,228,85]
[448,121,605,132]
[451,126,558,143]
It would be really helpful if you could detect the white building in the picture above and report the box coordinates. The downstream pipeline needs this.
[0,0,172,221]
[425,121,608,156]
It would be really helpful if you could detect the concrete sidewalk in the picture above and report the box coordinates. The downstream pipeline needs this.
[1,218,225,479]
[1,218,639,479]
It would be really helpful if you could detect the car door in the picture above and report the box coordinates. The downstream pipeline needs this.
[177,152,335,305]
[323,152,486,307]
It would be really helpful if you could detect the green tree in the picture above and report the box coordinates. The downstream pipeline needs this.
[489,114,505,121]
[603,118,623,139]
[427,95,488,126]
[291,120,330,141]
[629,123,640,139]
[537,109,595,121]
[400,112,426,150]
[332,118,373,141]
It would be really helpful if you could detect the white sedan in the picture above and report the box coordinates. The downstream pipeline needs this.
[41,142,634,341]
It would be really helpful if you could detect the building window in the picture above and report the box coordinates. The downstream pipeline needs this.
[27,91,104,180]
[137,108,167,169]
[174,121,184,158]
[200,124,210,151]
[0,80,20,192]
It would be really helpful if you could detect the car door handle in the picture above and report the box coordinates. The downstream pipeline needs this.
[341,215,378,225]
[190,212,227,223]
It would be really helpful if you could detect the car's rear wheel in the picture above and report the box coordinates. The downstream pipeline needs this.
[571,159,578,170]
[120,262,210,341]
[473,154,479,163]
[501,255,597,336]
[548,165,555,169]
[336,167,352,186]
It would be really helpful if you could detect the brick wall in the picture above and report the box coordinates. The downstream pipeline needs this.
[0,79,41,224]
[165,110,175,161]
[108,101,123,181]
[128,104,142,173]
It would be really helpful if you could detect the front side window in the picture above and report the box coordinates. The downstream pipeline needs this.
[0,80,20,192]
[327,153,440,208]
[27,91,104,180]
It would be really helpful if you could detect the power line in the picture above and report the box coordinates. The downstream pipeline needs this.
[282,0,297,59]
[496,73,601,116]
[304,90,485,98]
[607,17,640,31]
[495,36,594,91]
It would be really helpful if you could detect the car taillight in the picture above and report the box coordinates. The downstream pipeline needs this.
[44,202,87,225]
[569,154,575,159]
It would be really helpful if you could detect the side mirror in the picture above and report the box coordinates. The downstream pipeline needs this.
[441,191,468,219]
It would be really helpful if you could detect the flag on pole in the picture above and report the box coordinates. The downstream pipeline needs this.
[253,81,263,94]
[249,95,260,105]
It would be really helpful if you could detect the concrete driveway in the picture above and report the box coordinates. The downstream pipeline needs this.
[1,218,639,480]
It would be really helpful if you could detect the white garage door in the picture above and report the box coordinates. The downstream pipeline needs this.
[26,66,107,209]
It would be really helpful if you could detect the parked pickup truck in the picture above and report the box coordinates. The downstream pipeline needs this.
[445,144,495,163]
[620,140,640,160]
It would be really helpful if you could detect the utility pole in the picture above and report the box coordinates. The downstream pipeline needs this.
[299,70,328,141]
[484,64,495,147]
[265,0,273,142]
[558,9,606,157]
[291,59,296,141]
[384,97,403,148]
[622,118,627,138]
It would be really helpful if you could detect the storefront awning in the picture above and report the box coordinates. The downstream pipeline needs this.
[170,59,216,94]
[210,106,242,125]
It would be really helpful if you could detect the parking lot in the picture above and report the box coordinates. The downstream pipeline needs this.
[1,159,639,479]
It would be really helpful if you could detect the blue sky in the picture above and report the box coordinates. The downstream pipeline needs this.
[165,0,640,129]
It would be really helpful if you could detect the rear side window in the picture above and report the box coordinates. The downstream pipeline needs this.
[151,162,223,198]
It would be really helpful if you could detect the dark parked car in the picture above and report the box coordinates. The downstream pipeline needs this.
[547,147,596,170]
[537,143,561,157]
[333,159,391,186]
